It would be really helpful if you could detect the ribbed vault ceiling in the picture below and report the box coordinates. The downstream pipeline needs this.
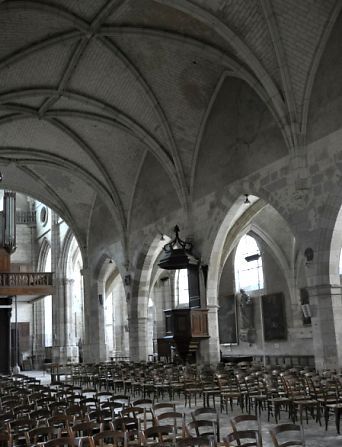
[0,0,339,247]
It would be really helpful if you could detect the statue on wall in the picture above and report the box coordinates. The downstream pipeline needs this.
[237,289,255,342]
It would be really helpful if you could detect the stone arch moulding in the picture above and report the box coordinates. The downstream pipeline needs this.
[206,191,294,308]
[96,254,119,302]
[37,237,51,272]
[217,221,294,309]
[135,233,171,320]
[60,227,79,278]
[206,194,263,307]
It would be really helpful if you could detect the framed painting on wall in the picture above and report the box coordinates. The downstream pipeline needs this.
[262,292,287,340]
[218,294,238,344]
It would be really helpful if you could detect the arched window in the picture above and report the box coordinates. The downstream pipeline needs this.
[234,234,264,292]
[175,269,189,306]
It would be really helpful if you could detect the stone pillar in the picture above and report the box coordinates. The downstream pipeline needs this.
[308,284,342,370]
[50,212,66,363]
[128,315,148,361]
[199,304,220,364]
[32,299,45,367]
[51,277,67,363]
[82,270,106,363]
[153,278,173,339]
[201,275,221,364]
[64,278,79,363]
[113,283,129,358]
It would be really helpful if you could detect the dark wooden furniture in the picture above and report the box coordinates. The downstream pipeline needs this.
[0,296,12,373]
[163,308,209,362]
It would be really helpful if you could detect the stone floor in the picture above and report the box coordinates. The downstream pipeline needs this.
[23,371,342,446]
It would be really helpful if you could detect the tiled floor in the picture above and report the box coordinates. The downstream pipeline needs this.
[23,370,342,446]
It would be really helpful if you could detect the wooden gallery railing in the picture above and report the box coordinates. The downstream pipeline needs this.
[0,272,54,295]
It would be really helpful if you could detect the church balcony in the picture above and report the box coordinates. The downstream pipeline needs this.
[0,272,54,296]
[16,211,36,225]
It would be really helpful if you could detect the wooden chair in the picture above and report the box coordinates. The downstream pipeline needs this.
[81,389,97,399]
[0,411,14,430]
[230,414,262,447]
[220,377,245,413]
[132,400,154,430]
[124,427,142,447]
[266,384,290,424]
[49,401,69,415]
[6,417,37,446]
[132,399,153,409]
[269,423,304,447]
[120,407,145,419]
[42,437,75,447]
[69,420,102,447]
[111,395,130,407]
[155,411,185,440]
[245,376,268,416]
[141,425,174,447]
[25,426,59,447]
[0,430,13,447]
[79,397,98,413]
[176,436,215,447]
[89,430,126,447]
[66,404,85,420]
[319,378,342,434]
[184,381,203,408]
[87,409,112,427]
[95,392,113,404]
[191,407,219,442]
[13,403,35,418]
[151,402,175,418]
[30,408,51,426]
[223,430,260,447]
[282,376,320,425]
[185,420,216,441]
[111,417,139,432]
[48,414,74,437]
[100,401,123,418]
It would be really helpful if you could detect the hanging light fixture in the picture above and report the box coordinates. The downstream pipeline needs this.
[158,225,199,270]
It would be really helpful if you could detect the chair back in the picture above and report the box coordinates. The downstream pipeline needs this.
[142,425,174,446]
[185,420,216,440]
[230,413,261,446]
[223,430,260,447]
[176,436,216,447]
[269,423,304,447]
[90,430,126,447]
[191,407,219,441]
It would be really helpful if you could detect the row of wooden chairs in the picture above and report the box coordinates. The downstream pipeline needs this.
[0,421,306,447]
